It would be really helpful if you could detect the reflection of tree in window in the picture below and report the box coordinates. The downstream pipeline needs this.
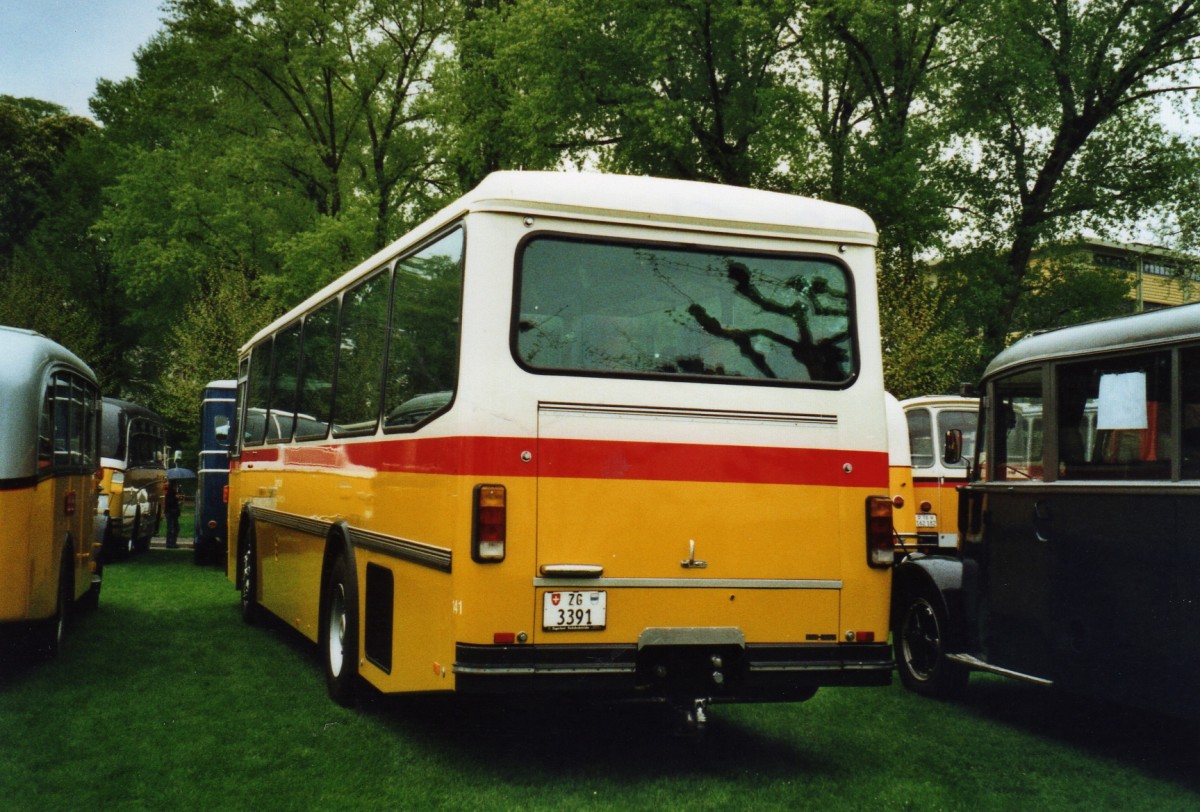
[515,238,853,383]
[683,260,849,381]
[384,230,463,427]
[333,271,390,432]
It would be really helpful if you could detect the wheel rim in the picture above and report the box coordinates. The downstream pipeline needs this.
[327,582,346,678]
[240,545,253,610]
[901,596,943,682]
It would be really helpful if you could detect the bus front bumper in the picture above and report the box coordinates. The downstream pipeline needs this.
[453,642,892,701]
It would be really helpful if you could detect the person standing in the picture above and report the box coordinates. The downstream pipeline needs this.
[164,480,181,549]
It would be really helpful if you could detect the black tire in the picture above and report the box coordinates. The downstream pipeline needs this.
[34,549,73,660]
[895,589,969,698]
[320,552,359,707]
[239,523,259,625]
[77,556,102,611]
[132,507,150,553]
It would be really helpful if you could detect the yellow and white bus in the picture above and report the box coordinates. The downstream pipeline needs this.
[228,172,894,720]
[0,326,101,657]
[900,395,978,550]
[96,398,168,560]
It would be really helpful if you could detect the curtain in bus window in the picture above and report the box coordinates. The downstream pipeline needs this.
[269,322,302,442]
[516,237,854,384]
[1057,351,1172,480]
[383,229,464,429]
[295,298,338,440]
[993,368,1044,481]
[244,341,273,445]
[906,409,935,468]
[333,270,391,434]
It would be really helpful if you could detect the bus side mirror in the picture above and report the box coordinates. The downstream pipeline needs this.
[944,429,963,465]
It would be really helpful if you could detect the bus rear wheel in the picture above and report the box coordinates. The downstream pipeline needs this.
[321,553,359,707]
[33,548,73,660]
[895,589,968,698]
[239,524,259,625]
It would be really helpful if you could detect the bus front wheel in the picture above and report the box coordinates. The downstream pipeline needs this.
[320,552,359,707]
[895,589,968,698]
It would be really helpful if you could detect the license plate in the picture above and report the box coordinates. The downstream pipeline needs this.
[916,513,937,528]
[543,590,607,631]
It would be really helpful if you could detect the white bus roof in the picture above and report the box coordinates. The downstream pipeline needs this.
[243,171,876,352]
[0,326,97,480]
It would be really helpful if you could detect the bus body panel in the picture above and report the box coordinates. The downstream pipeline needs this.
[228,172,893,704]
[195,380,236,564]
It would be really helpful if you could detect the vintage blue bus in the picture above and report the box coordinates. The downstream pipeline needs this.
[194,380,235,566]
[893,303,1200,718]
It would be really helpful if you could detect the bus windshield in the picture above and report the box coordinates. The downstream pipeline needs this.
[515,237,855,385]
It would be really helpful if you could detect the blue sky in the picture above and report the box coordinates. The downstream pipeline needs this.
[0,0,167,118]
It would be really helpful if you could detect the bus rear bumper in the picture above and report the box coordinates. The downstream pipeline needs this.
[453,642,892,701]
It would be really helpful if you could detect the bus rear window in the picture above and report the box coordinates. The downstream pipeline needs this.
[515,237,855,385]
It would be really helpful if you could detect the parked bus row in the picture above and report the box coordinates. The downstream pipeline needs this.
[0,325,174,657]
[9,169,1200,729]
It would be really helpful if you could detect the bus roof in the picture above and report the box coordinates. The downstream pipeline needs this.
[984,303,1200,380]
[243,171,876,352]
[0,326,97,480]
[899,395,978,411]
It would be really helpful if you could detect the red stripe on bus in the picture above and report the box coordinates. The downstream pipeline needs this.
[238,436,888,487]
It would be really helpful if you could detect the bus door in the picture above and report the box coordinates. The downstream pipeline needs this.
[965,368,1054,680]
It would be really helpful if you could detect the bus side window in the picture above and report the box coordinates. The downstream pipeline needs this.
[1058,351,1171,480]
[993,368,1044,481]
[333,269,391,435]
[906,408,934,468]
[295,298,338,441]
[244,340,273,445]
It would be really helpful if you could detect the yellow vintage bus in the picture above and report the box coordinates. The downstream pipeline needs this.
[228,172,894,722]
[96,398,168,560]
[0,326,101,657]
[900,395,978,550]
[886,393,918,555]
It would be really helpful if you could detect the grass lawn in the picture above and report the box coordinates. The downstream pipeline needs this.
[2,544,1199,810]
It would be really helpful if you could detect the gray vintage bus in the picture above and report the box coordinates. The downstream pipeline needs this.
[893,302,1200,718]
[0,326,102,656]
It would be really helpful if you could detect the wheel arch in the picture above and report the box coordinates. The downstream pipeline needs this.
[320,522,359,605]
[892,555,965,646]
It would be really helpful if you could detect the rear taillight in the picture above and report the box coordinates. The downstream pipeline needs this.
[222,485,229,504]
[472,484,506,563]
[866,495,893,568]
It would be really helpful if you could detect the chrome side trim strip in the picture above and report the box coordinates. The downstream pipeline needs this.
[251,507,452,573]
[254,507,329,538]
[531,577,841,589]
[352,527,452,573]
[453,664,636,676]
[537,401,837,426]
[945,653,1054,685]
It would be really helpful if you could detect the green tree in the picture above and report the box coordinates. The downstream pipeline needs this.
[954,0,1200,362]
